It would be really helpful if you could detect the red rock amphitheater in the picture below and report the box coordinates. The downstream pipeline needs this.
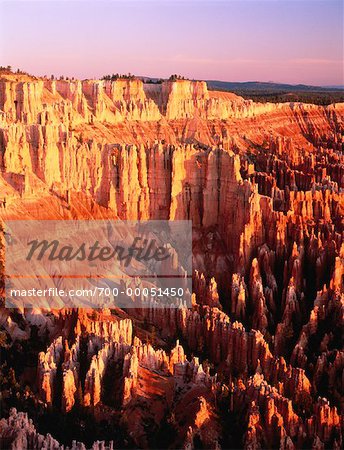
[0,72,343,449]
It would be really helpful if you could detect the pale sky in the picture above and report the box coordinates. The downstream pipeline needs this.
[0,0,343,85]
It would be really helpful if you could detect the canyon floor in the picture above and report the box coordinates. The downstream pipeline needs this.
[0,73,343,450]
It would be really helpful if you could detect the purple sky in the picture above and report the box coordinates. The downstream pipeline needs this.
[0,0,342,85]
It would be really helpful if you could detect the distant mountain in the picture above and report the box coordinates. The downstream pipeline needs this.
[323,85,344,89]
[205,80,344,105]
[206,80,343,93]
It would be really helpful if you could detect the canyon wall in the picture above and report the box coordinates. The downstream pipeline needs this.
[0,73,343,450]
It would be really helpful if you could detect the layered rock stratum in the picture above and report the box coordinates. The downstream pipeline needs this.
[0,72,343,449]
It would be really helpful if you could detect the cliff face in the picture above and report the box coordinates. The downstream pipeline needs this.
[0,74,343,450]
[0,76,285,125]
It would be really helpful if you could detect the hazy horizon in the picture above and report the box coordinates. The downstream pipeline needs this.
[0,0,343,86]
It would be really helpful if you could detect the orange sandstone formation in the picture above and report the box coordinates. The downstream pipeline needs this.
[0,73,343,449]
